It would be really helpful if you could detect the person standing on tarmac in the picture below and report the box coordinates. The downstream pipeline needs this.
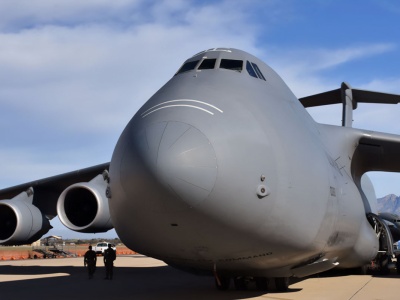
[84,245,97,279]
[104,243,116,280]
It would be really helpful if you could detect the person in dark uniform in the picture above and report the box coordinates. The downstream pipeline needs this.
[103,244,116,280]
[396,252,400,275]
[84,245,97,279]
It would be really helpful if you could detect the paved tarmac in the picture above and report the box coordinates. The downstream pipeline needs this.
[0,255,399,300]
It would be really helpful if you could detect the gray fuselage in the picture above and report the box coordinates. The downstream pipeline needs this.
[108,48,378,277]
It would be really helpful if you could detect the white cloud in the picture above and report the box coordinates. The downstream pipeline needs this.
[0,0,279,189]
[359,78,400,94]
[258,43,400,132]
[0,0,281,142]
[1,0,400,210]
[0,149,74,188]
[265,43,396,97]
[0,0,289,238]
[367,172,400,199]
[311,44,395,71]
[0,0,140,31]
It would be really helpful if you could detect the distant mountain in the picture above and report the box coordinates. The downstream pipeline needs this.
[377,194,400,215]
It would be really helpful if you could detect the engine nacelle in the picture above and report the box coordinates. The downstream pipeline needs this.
[57,173,113,233]
[0,188,52,245]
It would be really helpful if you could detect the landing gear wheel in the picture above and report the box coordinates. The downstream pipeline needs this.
[348,264,369,275]
[255,277,269,291]
[379,255,390,275]
[275,277,290,292]
[396,255,400,275]
[233,277,247,290]
[359,264,369,275]
[215,276,230,291]
[380,265,390,275]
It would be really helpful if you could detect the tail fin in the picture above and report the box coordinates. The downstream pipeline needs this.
[299,83,400,127]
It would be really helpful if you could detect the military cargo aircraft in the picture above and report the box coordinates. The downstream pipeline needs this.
[1,48,400,291]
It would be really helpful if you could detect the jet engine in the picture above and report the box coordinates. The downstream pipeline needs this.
[0,188,52,245]
[57,172,113,233]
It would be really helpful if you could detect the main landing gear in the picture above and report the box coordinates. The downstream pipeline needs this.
[367,213,397,275]
[214,275,290,292]
[275,277,290,292]
[215,276,230,291]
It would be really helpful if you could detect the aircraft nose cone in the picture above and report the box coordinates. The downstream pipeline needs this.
[122,121,218,208]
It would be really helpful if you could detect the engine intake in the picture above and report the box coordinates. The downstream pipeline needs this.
[0,188,52,245]
[57,173,113,233]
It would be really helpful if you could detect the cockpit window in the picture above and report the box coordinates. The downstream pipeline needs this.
[175,57,266,82]
[246,61,258,78]
[251,62,266,81]
[175,60,200,74]
[198,59,216,70]
[220,59,243,72]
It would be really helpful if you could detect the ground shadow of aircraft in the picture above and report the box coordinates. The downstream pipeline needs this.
[0,260,280,300]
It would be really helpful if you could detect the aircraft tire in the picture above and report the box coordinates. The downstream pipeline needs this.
[275,277,289,292]
[396,256,400,275]
[349,265,369,275]
[379,266,390,275]
[215,276,230,291]
[255,277,269,291]
[233,277,247,290]
[378,255,390,275]
[359,264,369,275]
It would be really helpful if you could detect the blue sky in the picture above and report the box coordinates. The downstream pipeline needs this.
[1,0,400,238]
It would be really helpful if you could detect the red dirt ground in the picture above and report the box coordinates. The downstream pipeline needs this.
[0,245,136,260]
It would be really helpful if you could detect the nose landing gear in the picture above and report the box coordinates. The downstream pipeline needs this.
[214,276,231,291]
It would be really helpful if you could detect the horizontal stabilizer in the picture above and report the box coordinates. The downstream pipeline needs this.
[300,84,400,109]
[299,89,341,108]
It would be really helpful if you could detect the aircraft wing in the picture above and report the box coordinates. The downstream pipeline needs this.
[352,131,400,176]
[0,163,109,217]
[0,163,111,245]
